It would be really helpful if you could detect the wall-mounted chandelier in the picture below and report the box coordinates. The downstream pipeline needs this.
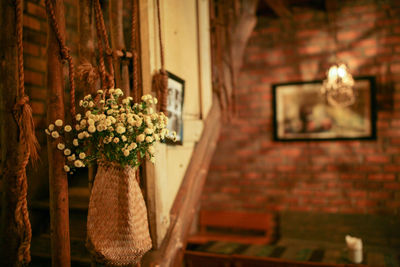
[321,1,356,108]
[321,63,355,107]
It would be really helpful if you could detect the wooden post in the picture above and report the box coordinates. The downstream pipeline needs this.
[46,0,71,266]
[78,0,97,96]
[0,1,24,266]
[109,0,131,95]
[77,2,97,266]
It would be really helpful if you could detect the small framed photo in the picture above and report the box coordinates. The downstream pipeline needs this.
[272,76,376,141]
[166,71,185,145]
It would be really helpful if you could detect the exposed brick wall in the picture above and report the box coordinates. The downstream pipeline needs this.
[202,0,400,215]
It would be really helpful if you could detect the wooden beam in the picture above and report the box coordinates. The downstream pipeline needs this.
[0,1,24,265]
[264,0,292,18]
[109,0,131,96]
[142,94,221,267]
[78,0,96,95]
[46,0,71,266]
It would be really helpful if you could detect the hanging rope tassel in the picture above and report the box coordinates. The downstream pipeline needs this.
[12,0,40,263]
[152,0,168,114]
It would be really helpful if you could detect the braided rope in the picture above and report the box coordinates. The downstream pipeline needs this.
[12,0,40,263]
[156,0,164,70]
[94,0,115,90]
[44,0,76,120]
[154,0,168,113]
[131,0,139,103]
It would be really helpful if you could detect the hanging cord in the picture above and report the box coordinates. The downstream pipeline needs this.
[94,0,115,90]
[152,0,168,113]
[45,0,76,121]
[12,0,40,263]
[131,0,139,103]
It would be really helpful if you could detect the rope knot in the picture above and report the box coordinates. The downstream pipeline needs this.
[14,96,30,110]
[105,48,113,57]
[60,47,70,60]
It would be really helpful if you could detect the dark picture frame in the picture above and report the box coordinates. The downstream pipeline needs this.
[272,76,376,141]
[166,71,185,145]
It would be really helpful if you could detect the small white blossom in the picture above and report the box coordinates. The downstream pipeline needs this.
[64,149,71,156]
[145,128,154,135]
[57,143,65,150]
[113,137,119,143]
[136,134,145,143]
[51,131,60,139]
[76,114,82,121]
[121,135,127,142]
[145,136,153,143]
[148,145,155,154]
[123,150,130,157]
[79,152,86,159]
[114,88,123,96]
[78,132,85,139]
[88,125,96,133]
[73,139,79,146]
[64,125,72,132]
[55,119,63,127]
[48,124,55,131]
[64,165,70,172]
[74,160,84,168]
[45,129,51,135]
[67,154,76,161]
[116,126,126,134]
[97,89,103,94]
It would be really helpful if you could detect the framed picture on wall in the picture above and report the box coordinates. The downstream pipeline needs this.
[272,76,376,141]
[166,71,185,145]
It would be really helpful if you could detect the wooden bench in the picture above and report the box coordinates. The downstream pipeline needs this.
[187,210,275,245]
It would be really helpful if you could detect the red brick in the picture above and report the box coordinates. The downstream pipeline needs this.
[25,70,44,86]
[391,64,400,73]
[365,155,391,163]
[275,165,296,172]
[338,30,361,42]
[384,36,400,44]
[23,42,41,56]
[27,2,46,18]
[384,165,400,172]
[368,173,395,181]
[23,15,41,31]
[31,101,45,115]
[384,183,400,190]
[243,172,261,179]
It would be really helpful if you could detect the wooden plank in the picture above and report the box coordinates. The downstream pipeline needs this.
[0,1,24,265]
[77,0,96,96]
[46,0,71,266]
[109,0,130,95]
[142,93,221,266]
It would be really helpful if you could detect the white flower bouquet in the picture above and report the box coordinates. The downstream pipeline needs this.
[45,88,175,173]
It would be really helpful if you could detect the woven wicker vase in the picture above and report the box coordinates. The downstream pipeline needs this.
[86,161,152,266]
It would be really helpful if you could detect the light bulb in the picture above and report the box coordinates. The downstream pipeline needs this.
[328,66,338,78]
[337,65,346,78]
